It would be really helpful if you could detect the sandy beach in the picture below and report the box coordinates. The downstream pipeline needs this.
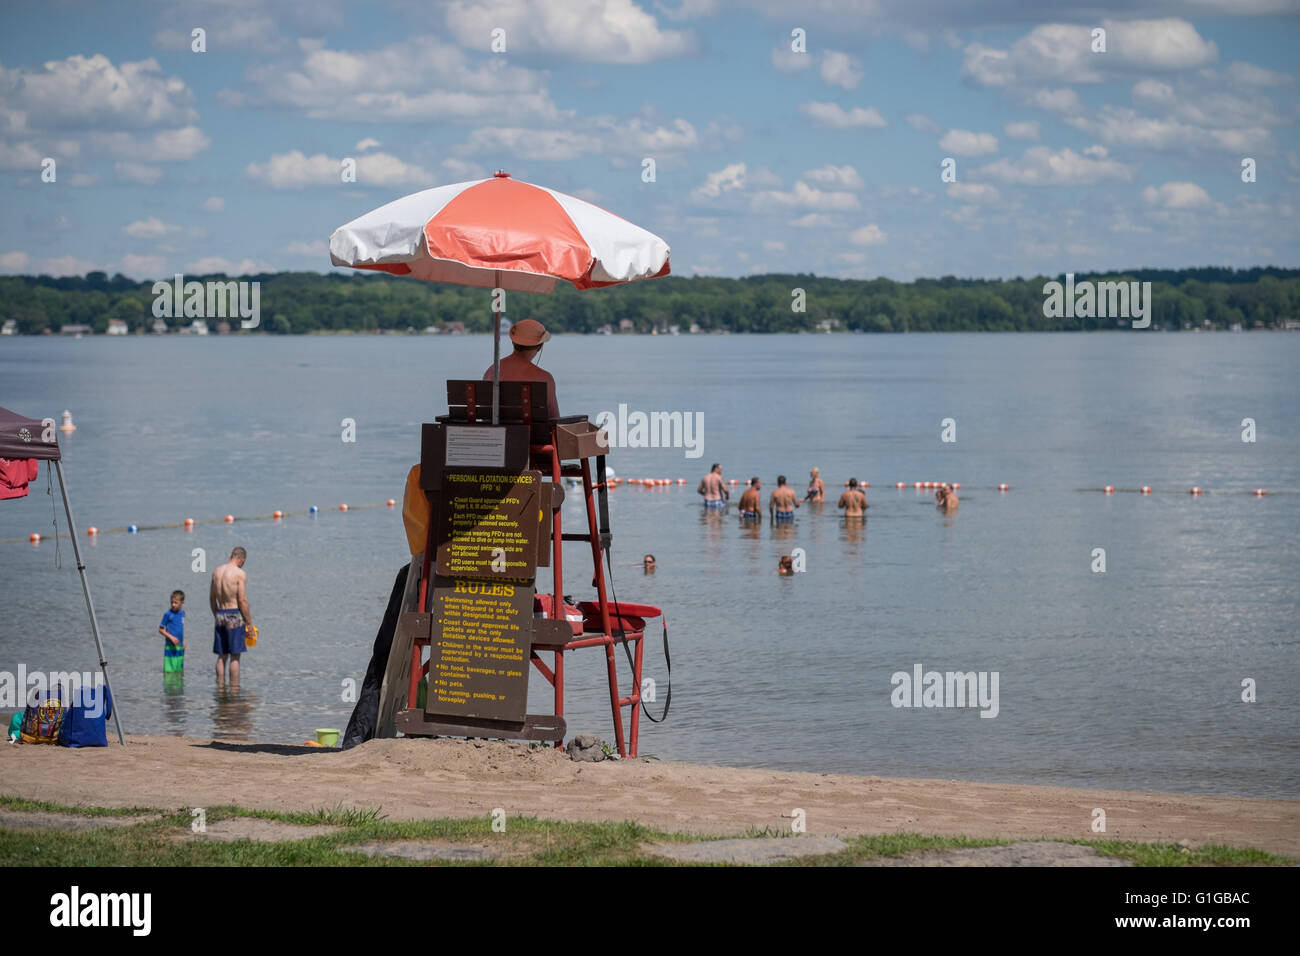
[3,735,1296,857]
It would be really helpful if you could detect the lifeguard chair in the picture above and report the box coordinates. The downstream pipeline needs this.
[377,380,662,758]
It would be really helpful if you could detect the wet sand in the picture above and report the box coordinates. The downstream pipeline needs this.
[3,735,1296,856]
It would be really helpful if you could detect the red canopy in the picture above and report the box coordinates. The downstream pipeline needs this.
[0,406,61,462]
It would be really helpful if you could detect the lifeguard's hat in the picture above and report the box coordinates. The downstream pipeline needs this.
[509,318,551,346]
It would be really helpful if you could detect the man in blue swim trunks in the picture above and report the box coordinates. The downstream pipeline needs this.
[738,477,762,521]
[210,546,253,685]
[769,475,800,522]
[697,462,729,510]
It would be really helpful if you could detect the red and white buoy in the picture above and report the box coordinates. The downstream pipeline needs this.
[273,510,283,519]
[184,518,194,529]
[339,503,349,511]
[1103,485,1114,495]
[29,533,40,543]
[386,498,395,507]
[1140,486,1152,495]
[224,514,234,523]
[998,483,1009,492]
[1190,487,1201,496]
[1254,488,1266,496]
[87,527,98,536]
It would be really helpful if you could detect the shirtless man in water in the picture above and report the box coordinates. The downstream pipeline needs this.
[936,483,959,511]
[769,475,800,522]
[210,547,252,684]
[697,463,729,510]
[738,477,762,521]
[805,467,826,503]
[838,477,868,516]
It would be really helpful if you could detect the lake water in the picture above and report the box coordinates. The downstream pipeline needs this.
[1,332,1297,798]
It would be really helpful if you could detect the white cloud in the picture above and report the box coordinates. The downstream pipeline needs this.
[977,146,1135,185]
[906,113,942,134]
[798,102,886,129]
[444,0,696,63]
[115,162,164,185]
[39,255,99,277]
[946,183,1001,203]
[771,46,813,73]
[1226,61,1292,87]
[752,181,859,212]
[184,256,274,275]
[1142,181,1212,209]
[655,0,718,21]
[201,196,225,213]
[1067,106,1272,153]
[939,129,998,156]
[119,254,167,278]
[789,213,839,228]
[820,50,863,90]
[66,172,100,187]
[1083,144,1108,158]
[153,15,284,54]
[903,31,929,53]
[0,138,44,170]
[692,162,747,200]
[457,115,697,161]
[245,150,432,188]
[1004,121,1040,140]
[0,251,31,271]
[1023,88,1083,115]
[961,19,1216,88]
[122,217,179,238]
[762,239,786,252]
[354,138,382,152]
[440,158,487,181]
[0,54,198,129]
[93,126,212,162]
[848,223,886,245]
[803,164,863,189]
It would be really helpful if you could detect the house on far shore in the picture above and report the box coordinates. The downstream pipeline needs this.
[1,319,16,335]
[618,318,635,333]
[60,323,92,336]
[442,321,466,334]
[179,319,209,335]
[152,318,169,334]
[215,321,231,335]
[106,318,128,335]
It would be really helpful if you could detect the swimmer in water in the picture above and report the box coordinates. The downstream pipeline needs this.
[777,555,795,575]
[697,463,729,510]
[643,553,656,573]
[838,477,868,516]
[769,475,800,523]
[738,477,762,521]
[936,483,958,511]
[805,467,825,503]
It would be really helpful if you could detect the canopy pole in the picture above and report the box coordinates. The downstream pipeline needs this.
[53,459,126,746]
[492,269,501,425]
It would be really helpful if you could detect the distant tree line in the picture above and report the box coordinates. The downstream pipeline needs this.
[1,266,1298,335]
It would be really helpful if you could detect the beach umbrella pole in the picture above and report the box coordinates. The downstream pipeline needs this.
[492,269,501,425]
[54,459,126,745]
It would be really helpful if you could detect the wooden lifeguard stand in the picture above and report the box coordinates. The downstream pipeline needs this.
[377,381,656,758]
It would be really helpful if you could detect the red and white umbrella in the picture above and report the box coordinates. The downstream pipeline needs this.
[330,171,670,421]
[329,171,670,292]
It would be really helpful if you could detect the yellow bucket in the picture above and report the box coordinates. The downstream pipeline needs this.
[245,624,259,647]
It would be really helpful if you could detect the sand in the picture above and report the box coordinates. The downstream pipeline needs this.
[2,735,1296,857]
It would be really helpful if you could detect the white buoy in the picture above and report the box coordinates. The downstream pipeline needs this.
[59,410,76,432]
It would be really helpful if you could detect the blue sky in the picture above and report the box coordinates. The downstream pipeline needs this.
[1,0,1297,282]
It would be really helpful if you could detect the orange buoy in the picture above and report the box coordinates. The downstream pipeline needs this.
[87,527,98,536]
[844,481,850,487]
[273,510,283,519]
[184,518,194,528]
[951,482,958,490]
[896,482,905,489]
[386,498,395,507]
[1254,488,1266,496]
[1140,486,1151,495]
[29,533,40,543]
[728,479,738,485]
[1190,487,1201,496]
[339,503,349,511]
[677,478,686,484]
[1103,485,1114,494]
[224,514,234,523]
[861,481,869,488]
[913,481,921,489]
[998,483,1009,491]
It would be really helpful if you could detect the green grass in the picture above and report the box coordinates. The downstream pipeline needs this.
[0,797,1291,867]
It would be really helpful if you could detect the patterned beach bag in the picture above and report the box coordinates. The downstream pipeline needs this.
[19,689,65,744]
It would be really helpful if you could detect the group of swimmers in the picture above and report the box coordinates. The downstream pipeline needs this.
[698,464,958,519]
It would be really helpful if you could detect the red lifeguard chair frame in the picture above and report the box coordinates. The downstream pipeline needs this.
[402,381,651,758]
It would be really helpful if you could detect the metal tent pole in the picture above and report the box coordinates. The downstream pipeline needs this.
[54,459,126,745]
[492,269,502,425]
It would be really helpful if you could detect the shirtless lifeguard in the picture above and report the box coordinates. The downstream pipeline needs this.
[838,478,868,516]
[697,463,729,510]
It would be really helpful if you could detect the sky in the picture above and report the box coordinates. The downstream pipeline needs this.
[1,0,1297,282]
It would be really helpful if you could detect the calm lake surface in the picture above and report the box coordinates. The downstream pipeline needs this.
[2,332,1297,798]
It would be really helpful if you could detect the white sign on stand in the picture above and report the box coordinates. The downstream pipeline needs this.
[445,426,507,468]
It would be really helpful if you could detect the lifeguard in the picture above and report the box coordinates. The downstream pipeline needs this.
[483,318,559,420]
